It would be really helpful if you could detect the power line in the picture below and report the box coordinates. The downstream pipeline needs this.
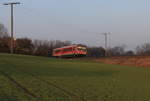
[3,2,20,54]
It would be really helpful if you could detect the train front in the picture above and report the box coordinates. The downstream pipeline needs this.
[75,46,87,57]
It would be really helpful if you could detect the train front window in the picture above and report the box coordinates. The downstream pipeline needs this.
[77,47,87,52]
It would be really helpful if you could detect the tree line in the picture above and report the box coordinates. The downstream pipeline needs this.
[1,23,150,57]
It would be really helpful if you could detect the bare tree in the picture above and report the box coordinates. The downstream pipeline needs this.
[0,37,10,53]
[124,50,135,56]
[15,38,33,54]
[87,47,105,57]
[0,23,8,38]
[109,45,126,56]
[136,43,150,55]
[0,23,9,53]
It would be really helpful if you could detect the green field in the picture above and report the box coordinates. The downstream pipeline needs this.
[0,53,150,101]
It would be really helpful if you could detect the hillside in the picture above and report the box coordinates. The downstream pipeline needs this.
[1,53,150,101]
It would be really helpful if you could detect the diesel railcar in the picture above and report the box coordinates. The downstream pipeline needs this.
[52,45,87,57]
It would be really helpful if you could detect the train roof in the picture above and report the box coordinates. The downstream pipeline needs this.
[53,45,86,50]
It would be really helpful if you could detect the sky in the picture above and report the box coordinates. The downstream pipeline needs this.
[0,0,150,50]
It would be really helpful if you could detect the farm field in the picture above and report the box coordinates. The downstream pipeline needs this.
[0,53,150,101]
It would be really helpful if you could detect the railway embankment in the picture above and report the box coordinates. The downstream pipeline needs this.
[95,56,150,67]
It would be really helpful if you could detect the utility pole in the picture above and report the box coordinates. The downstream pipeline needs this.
[101,32,110,57]
[3,2,20,54]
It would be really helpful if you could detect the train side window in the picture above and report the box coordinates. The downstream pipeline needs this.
[73,48,75,51]
[55,50,61,53]
[63,48,72,52]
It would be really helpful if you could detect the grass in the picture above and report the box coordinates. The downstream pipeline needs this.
[0,53,150,101]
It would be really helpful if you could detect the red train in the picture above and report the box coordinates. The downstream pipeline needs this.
[52,45,87,57]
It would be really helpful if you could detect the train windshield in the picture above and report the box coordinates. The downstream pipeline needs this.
[77,47,87,52]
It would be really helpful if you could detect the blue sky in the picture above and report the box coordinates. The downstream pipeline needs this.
[1,0,150,50]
